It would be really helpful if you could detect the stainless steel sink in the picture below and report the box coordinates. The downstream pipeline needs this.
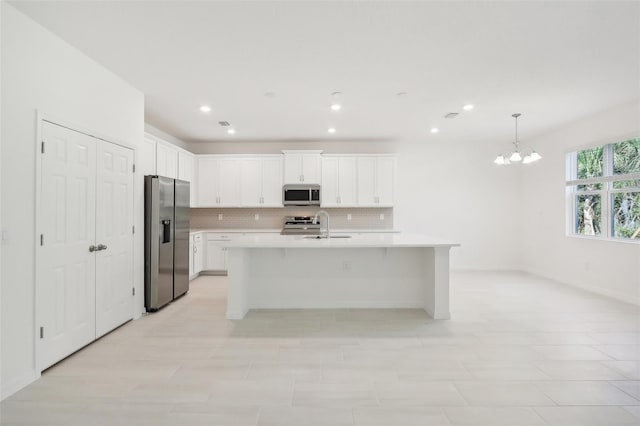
[303,235,352,239]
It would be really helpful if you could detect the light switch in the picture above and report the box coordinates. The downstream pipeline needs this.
[347,214,352,221]
[379,213,385,220]
[254,214,260,221]
[218,214,223,221]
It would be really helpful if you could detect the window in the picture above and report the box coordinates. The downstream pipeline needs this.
[566,137,640,241]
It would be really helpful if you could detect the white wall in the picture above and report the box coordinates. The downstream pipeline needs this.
[519,100,640,304]
[0,3,145,399]
[395,140,521,270]
[187,138,521,270]
[145,123,190,151]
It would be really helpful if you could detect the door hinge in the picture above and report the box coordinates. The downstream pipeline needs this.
[132,164,136,173]
[40,326,44,339]
[132,287,135,296]
[41,141,45,154]
[40,234,44,246]
[132,225,135,234]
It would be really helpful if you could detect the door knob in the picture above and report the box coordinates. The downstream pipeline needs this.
[97,244,108,251]
[89,245,97,252]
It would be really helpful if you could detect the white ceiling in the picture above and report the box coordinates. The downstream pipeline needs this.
[10,1,640,145]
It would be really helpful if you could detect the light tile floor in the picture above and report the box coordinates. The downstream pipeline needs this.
[1,271,639,425]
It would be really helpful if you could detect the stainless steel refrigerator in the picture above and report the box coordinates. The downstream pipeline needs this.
[144,176,190,312]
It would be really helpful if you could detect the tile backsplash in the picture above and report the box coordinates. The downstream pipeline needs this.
[191,207,394,230]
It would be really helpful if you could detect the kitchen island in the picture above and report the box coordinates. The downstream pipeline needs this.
[220,233,460,320]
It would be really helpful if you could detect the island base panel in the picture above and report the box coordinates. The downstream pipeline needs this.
[226,247,451,319]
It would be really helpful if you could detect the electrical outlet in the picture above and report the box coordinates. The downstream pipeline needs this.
[254,214,260,221]
[347,214,352,221]
[379,213,385,220]
[218,214,223,221]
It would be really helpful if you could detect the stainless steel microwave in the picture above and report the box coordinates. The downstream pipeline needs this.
[283,184,321,206]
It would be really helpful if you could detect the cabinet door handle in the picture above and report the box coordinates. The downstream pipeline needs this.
[194,245,197,254]
[97,244,107,251]
[89,245,97,252]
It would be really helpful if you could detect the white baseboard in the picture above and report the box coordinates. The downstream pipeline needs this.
[1,369,40,401]
[520,267,640,306]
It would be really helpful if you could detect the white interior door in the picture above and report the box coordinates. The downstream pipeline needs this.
[38,122,97,370]
[95,141,134,338]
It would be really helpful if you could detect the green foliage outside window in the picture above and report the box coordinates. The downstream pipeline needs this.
[614,138,640,175]
[577,146,603,179]
[613,192,640,239]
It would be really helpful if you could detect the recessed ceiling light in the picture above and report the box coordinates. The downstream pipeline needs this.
[330,104,342,111]
[227,128,236,135]
[430,127,440,134]
[264,92,276,98]
[200,105,211,113]
[462,104,474,111]
[328,128,336,134]
[396,92,408,96]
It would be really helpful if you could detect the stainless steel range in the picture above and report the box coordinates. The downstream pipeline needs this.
[280,216,321,235]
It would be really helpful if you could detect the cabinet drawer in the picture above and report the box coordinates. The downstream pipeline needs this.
[206,232,232,241]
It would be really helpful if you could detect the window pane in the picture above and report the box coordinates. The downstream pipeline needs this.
[577,147,603,179]
[576,194,601,236]
[577,183,603,191]
[613,192,640,239]
[613,179,640,189]
[614,138,640,175]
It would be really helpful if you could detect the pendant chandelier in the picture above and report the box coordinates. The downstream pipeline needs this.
[494,113,541,165]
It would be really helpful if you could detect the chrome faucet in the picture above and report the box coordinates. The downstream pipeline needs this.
[313,210,330,238]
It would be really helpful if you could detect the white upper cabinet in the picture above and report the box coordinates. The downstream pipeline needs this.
[282,150,322,184]
[321,156,357,207]
[178,151,196,206]
[356,155,396,207]
[156,142,178,179]
[240,156,284,207]
[196,156,241,207]
[261,156,284,206]
[240,157,262,207]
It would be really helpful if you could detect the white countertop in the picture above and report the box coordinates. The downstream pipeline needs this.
[219,233,459,248]
[190,228,400,235]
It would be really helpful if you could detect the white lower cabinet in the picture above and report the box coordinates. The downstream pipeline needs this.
[189,237,194,277]
[194,234,203,274]
[189,233,204,279]
[204,233,231,271]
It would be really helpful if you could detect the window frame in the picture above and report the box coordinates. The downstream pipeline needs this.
[566,138,640,243]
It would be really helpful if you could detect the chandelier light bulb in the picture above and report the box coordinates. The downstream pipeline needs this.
[523,155,532,164]
[530,151,542,162]
[494,155,506,165]
[509,151,522,162]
